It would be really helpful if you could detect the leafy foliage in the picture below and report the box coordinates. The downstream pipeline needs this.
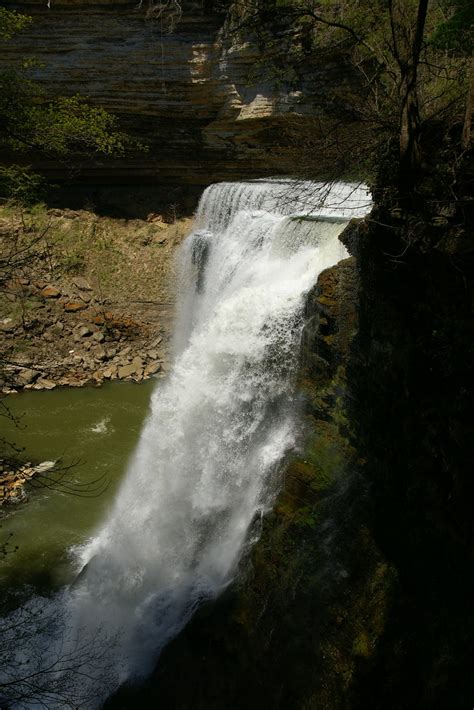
[430,0,474,55]
[0,166,47,204]
[0,62,136,159]
[0,81,130,158]
[0,7,30,40]
[0,8,142,203]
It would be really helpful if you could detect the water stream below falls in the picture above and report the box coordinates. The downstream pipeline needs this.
[0,180,371,708]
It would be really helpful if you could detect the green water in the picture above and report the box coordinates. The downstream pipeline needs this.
[1,380,156,593]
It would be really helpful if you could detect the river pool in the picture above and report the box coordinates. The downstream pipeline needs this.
[1,380,156,593]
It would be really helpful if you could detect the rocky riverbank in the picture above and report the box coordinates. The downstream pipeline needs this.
[1,205,192,393]
[0,460,56,507]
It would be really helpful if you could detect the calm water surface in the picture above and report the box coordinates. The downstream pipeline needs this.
[1,380,156,592]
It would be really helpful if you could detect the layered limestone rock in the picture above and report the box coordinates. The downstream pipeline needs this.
[2,0,356,186]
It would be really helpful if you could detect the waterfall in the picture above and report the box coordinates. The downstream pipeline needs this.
[0,179,371,708]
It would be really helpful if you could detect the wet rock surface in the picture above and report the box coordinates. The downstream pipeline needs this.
[0,460,55,506]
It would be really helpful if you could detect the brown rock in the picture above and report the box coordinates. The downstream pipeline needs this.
[41,285,61,299]
[93,346,107,361]
[35,378,56,390]
[103,365,117,379]
[16,369,40,386]
[64,302,86,312]
[51,321,64,335]
[118,363,136,379]
[72,277,93,292]
[131,356,143,370]
[144,361,161,376]
[77,325,93,338]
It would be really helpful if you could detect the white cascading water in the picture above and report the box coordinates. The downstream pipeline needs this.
[0,180,371,708]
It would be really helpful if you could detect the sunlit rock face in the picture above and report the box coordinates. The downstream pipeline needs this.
[2,0,356,186]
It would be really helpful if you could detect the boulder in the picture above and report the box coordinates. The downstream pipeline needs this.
[103,365,118,379]
[92,331,105,343]
[64,302,86,312]
[16,368,40,386]
[131,356,143,370]
[82,357,94,371]
[34,460,56,474]
[118,363,136,379]
[77,325,93,338]
[72,277,93,292]
[35,378,56,390]
[93,346,107,361]
[144,361,161,377]
[41,285,60,299]
[51,321,64,335]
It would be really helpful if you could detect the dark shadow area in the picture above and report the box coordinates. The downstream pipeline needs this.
[48,183,204,220]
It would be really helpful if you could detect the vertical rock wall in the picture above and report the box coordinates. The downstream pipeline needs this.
[1,0,357,187]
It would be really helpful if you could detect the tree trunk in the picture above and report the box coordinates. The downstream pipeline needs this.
[399,63,422,172]
[461,56,474,150]
[392,0,430,181]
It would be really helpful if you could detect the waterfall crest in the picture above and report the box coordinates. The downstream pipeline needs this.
[0,180,371,708]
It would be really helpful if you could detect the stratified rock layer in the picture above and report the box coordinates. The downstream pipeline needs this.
[2,1,355,186]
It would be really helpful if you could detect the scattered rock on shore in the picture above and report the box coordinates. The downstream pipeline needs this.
[0,460,56,507]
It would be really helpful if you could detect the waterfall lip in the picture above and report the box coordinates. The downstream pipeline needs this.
[196,178,373,234]
[286,214,351,223]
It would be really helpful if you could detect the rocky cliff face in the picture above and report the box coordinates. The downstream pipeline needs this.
[2,0,356,191]
[343,145,474,709]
